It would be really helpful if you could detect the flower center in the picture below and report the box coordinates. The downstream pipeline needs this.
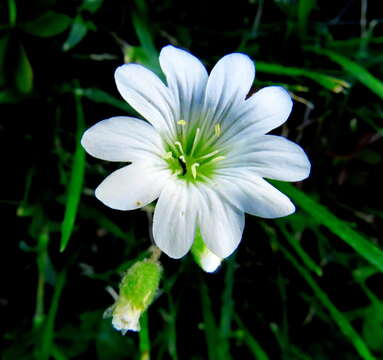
[163,120,225,183]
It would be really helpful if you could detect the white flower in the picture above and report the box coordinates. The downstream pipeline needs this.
[81,45,311,259]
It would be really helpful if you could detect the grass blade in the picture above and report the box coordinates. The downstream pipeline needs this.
[234,314,270,360]
[200,280,221,360]
[275,240,376,360]
[276,222,322,276]
[256,61,349,93]
[306,47,383,100]
[60,89,86,251]
[272,181,383,273]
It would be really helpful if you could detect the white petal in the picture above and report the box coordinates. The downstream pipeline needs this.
[222,135,311,182]
[203,53,255,127]
[214,169,295,218]
[153,181,198,259]
[197,185,245,258]
[115,64,176,135]
[217,86,293,145]
[81,116,164,162]
[159,45,208,124]
[95,162,170,211]
[199,248,222,273]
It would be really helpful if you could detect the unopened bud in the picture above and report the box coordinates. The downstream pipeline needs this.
[191,230,223,273]
[104,259,162,334]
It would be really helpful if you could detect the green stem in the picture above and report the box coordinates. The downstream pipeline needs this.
[40,269,67,360]
[139,311,151,360]
[219,254,236,358]
[34,227,49,328]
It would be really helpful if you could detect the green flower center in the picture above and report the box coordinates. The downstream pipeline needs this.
[163,121,225,183]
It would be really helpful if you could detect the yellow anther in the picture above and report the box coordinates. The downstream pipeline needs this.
[191,163,200,179]
[175,141,184,154]
[179,155,186,163]
[214,123,221,137]
[177,119,187,126]
[163,152,173,159]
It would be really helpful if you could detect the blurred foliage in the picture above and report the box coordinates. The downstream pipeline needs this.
[1,0,383,359]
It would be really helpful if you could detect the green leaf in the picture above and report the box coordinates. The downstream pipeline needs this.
[363,303,383,351]
[60,90,86,251]
[297,0,315,34]
[200,281,222,360]
[15,43,33,93]
[131,1,161,75]
[272,181,383,273]
[21,11,71,38]
[62,16,88,51]
[234,314,270,360]
[0,35,10,87]
[256,61,350,93]
[7,0,17,27]
[276,221,323,276]
[81,0,104,13]
[81,87,134,113]
[306,47,383,100]
[276,241,376,360]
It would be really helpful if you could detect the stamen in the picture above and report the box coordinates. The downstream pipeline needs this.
[211,155,226,163]
[175,141,184,154]
[163,152,173,159]
[191,163,200,179]
[197,150,219,160]
[214,124,221,137]
[190,128,201,156]
[179,155,186,163]
[177,119,187,126]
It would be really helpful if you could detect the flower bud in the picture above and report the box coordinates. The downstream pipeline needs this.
[104,259,162,334]
[191,230,223,273]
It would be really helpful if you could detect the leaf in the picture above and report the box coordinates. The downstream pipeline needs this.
[80,87,133,113]
[0,35,10,87]
[276,241,376,360]
[363,303,383,351]
[200,281,222,360]
[272,181,383,273]
[256,61,350,93]
[81,0,104,13]
[234,314,270,360]
[306,47,383,100]
[62,16,88,51]
[60,90,86,251]
[297,0,316,34]
[276,221,323,276]
[21,11,72,38]
[15,43,33,93]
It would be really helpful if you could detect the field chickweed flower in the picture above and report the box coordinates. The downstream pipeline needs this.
[81,45,311,260]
